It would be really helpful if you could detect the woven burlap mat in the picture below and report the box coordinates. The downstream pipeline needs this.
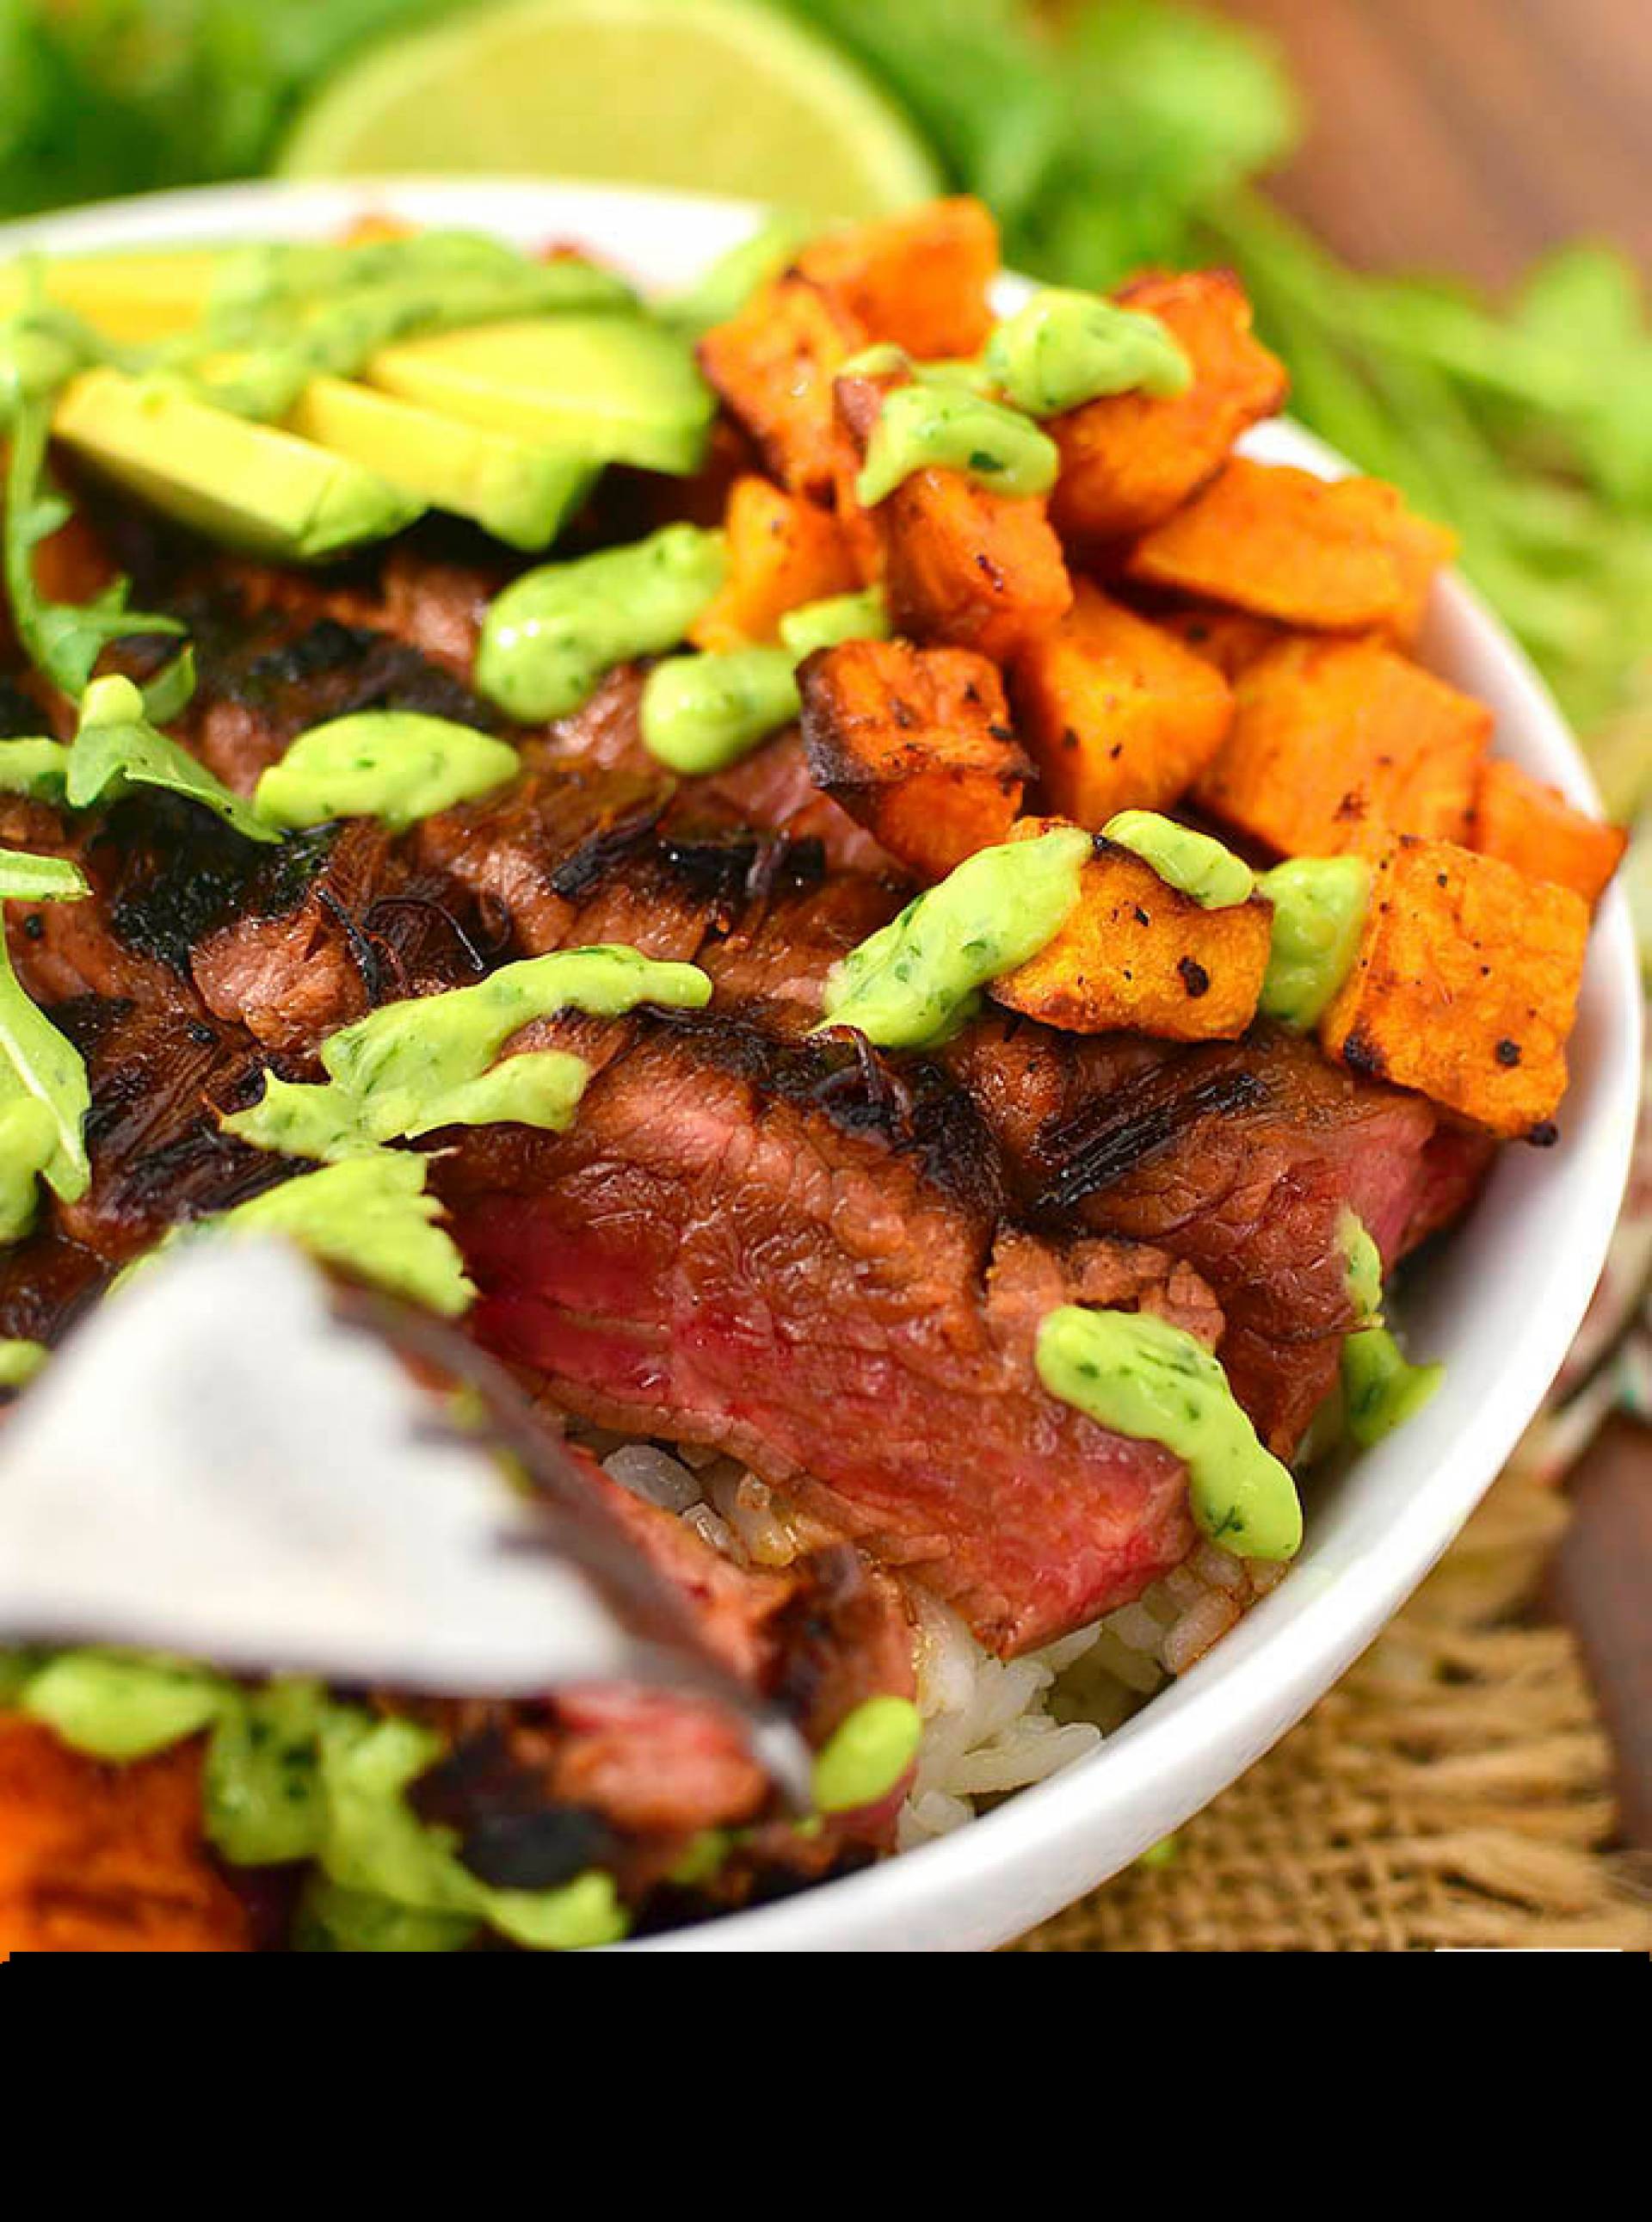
[1019,1472,1652,1951]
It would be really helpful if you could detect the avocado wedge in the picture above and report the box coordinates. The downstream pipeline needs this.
[52,368,423,562]
[0,249,223,344]
[287,376,595,552]
[367,312,715,477]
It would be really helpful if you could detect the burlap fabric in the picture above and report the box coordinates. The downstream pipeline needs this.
[1020,1469,1652,1951]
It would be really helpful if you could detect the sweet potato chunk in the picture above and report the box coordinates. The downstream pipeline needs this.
[0,1714,250,1956]
[699,272,867,496]
[1050,270,1287,546]
[1470,758,1627,912]
[1147,603,1291,681]
[1195,636,1489,857]
[873,467,1072,663]
[690,476,860,651]
[1125,460,1458,636]
[799,637,1029,881]
[798,197,999,361]
[1011,581,1235,828]
[1321,837,1588,1139]
[992,817,1272,1041]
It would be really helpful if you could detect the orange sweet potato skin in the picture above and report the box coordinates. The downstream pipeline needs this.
[799,637,1029,881]
[690,476,859,651]
[1194,636,1490,858]
[1321,837,1589,1139]
[699,273,868,496]
[1049,270,1288,546]
[1143,602,1291,682]
[1011,580,1235,827]
[1471,758,1627,912]
[873,467,1073,663]
[798,197,999,361]
[0,1714,250,1956]
[992,821,1271,1041]
[1125,460,1458,636]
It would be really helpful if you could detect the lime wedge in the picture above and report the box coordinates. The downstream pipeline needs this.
[274,0,940,221]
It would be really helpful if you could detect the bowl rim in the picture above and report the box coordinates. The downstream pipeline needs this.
[2,177,1641,1954]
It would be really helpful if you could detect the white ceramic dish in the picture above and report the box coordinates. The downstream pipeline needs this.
[1,180,1640,1954]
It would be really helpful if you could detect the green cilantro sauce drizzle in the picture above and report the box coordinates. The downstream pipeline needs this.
[1335,1209,1445,1448]
[984,288,1193,417]
[641,586,890,775]
[254,711,520,832]
[1259,856,1372,1030]
[1037,1305,1303,1561]
[476,523,728,723]
[820,826,1092,1050]
[224,946,712,1167]
[1103,811,1256,907]
[856,378,1059,507]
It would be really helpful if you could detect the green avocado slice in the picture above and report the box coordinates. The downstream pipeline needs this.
[52,367,423,562]
[367,312,714,477]
[287,375,595,551]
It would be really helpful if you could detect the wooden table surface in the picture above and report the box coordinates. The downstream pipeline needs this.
[1226,0,1651,285]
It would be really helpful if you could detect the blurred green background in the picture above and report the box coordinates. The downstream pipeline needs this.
[2,0,1647,818]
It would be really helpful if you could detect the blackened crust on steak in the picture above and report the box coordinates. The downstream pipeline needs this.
[655,1006,1010,1222]
[438,1014,1209,1654]
[1033,1060,1273,1213]
[51,997,292,1262]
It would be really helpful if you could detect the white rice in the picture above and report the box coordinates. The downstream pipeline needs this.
[595,1435,1284,1840]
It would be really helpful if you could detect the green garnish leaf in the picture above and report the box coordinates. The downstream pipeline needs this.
[3,392,189,701]
[65,673,282,843]
[0,736,71,801]
[0,844,92,1236]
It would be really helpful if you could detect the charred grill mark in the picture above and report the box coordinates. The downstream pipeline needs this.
[410,1728,620,1892]
[1034,1060,1273,1213]
[362,892,500,979]
[548,794,672,900]
[315,882,400,1005]
[653,1006,1009,1219]
[98,798,271,975]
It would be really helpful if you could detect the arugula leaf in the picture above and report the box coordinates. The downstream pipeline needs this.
[65,675,282,843]
[0,843,92,1236]
[3,392,189,705]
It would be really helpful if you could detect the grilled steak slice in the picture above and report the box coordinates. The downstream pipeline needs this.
[51,997,288,1264]
[438,1011,1217,1656]
[192,819,501,1053]
[951,1019,1477,1455]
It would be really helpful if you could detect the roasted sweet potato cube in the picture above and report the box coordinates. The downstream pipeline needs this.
[1321,837,1588,1139]
[1050,270,1287,546]
[798,197,999,361]
[990,816,1271,1040]
[690,476,860,651]
[1195,637,1489,857]
[872,467,1072,663]
[699,272,868,495]
[1125,460,1458,635]
[1131,602,1288,683]
[798,637,1029,881]
[0,1714,250,1955]
[1470,758,1627,912]
[1010,581,1234,828]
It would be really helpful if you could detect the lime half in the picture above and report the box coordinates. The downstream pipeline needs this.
[276,0,941,221]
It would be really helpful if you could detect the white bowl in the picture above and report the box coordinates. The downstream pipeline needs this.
[3,180,1640,1954]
